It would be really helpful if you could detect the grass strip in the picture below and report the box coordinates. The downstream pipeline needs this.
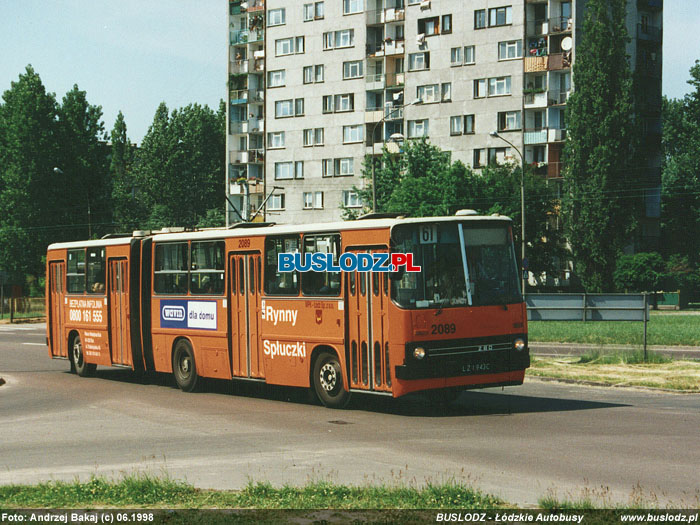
[0,475,503,509]
[528,314,700,347]
[529,355,700,391]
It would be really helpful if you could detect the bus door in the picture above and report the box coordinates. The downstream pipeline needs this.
[48,261,67,358]
[108,259,131,366]
[346,249,391,392]
[228,252,264,379]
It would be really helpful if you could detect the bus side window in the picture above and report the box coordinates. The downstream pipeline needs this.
[154,243,188,295]
[67,249,86,294]
[86,247,105,294]
[190,241,224,295]
[301,234,341,296]
[239,258,245,295]
[264,236,300,295]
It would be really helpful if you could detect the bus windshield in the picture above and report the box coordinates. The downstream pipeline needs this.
[391,222,521,309]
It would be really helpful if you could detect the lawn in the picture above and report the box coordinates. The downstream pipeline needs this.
[528,313,700,346]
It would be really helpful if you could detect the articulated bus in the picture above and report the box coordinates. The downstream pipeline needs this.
[46,212,529,408]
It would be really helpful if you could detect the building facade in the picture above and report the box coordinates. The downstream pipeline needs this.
[226,0,662,246]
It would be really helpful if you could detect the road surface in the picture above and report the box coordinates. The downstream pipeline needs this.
[1,323,699,506]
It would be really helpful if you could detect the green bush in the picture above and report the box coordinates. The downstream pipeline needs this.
[613,252,665,292]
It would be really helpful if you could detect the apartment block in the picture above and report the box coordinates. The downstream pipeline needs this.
[226,0,662,247]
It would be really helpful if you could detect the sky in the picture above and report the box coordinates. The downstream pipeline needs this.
[0,0,698,145]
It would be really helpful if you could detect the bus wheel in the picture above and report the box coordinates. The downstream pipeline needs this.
[172,340,198,392]
[71,334,96,377]
[313,352,350,409]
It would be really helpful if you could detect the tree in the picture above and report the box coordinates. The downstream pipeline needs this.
[56,85,110,239]
[660,62,700,263]
[0,66,60,281]
[613,252,665,292]
[132,102,225,229]
[110,111,142,231]
[562,0,639,292]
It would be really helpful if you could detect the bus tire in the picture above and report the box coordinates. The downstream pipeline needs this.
[172,339,198,392]
[71,334,96,377]
[313,352,350,409]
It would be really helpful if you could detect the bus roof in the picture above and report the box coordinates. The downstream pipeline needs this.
[47,214,512,250]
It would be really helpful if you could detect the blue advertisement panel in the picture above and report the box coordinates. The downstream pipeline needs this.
[159,299,217,330]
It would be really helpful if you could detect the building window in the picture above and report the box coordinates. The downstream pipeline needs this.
[408,52,430,71]
[343,60,364,79]
[276,38,294,56]
[418,16,439,36]
[489,6,512,27]
[295,161,304,179]
[267,131,285,149]
[417,84,439,103]
[498,40,522,60]
[488,147,511,165]
[450,115,463,135]
[343,0,363,15]
[488,76,512,96]
[303,128,324,146]
[498,110,521,131]
[473,148,486,168]
[275,100,293,118]
[441,82,452,102]
[268,194,286,211]
[304,2,324,21]
[343,125,364,143]
[268,70,286,87]
[474,9,486,29]
[337,157,354,176]
[303,66,313,84]
[334,93,355,112]
[465,114,475,134]
[465,45,475,64]
[343,190,362,208]
[442,14,452,33]
[274,162,294,180]
[322,95,333,113]
[324,29,355,50]
[450,47,462,66]
[474,78,486,98]
[268,8,286,26]
[295,98,304,116]
[303,191,324,209]
[408,119,429,138]
[315,65,325,82]
[296,36,305,54]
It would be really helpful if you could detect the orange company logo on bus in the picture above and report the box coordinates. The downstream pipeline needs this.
[260,300,298,326]
[263,339,307,359]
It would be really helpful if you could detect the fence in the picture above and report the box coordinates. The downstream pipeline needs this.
[0,296,45,322]
[525,293,651,359]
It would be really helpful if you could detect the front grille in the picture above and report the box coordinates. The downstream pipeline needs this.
[428,341,513,357]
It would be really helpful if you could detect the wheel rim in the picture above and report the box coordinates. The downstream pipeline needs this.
[178,352,192,379]
[73,338,83,367]
[320,362,338,392]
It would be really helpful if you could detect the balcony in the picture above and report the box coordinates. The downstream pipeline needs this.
[526,19,548,36]
[230,58,265,75]
[548,128,567,142]
[366,73,385,90]
[524,90,547,108]
[387,72,404,87]
[366,8,405,25]
[548,52,571,70]
[230,29,264,45]
[368,39,405,57]
[524,129,548,145]
[230,89,264,105]
[636,60,661,79]
[246,0,265,12]
[547,90,570,105]
[230,149,264,164]
[384,106,403,120]
[549,16,572,34]
[637,24,662,43]
[637,0,662,10]
[365,108,384,123]
[524,56,548,72]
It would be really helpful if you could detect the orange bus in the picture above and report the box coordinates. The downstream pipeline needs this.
[45,212,529,408]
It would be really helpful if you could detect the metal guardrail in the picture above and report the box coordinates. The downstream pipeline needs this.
[526,293,651,358]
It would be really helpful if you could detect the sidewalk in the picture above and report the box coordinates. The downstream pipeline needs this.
[530,342,700,360]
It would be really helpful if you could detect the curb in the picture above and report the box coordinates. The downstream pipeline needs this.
[526,375,699,394]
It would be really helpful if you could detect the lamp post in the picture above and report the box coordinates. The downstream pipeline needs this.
[489,131,526,295]
[54,167,92,238]
[371,98,422,212]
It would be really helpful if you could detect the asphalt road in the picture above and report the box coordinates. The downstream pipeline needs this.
[1,323,699,507]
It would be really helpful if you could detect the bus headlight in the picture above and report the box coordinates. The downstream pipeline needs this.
[514,338,526,352]
[413,347,426,360]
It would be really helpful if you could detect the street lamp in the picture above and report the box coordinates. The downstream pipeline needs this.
[371,98,422,212]
[489,131,526,295]
[54,167,92,239]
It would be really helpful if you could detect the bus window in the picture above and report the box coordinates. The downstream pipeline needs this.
[67,249,85,294]
[239,258,245,295]
[349,272,356,296]
[154,243,188,295]
[190,241,224,295]
[86,248,105,294]
[302,234,341,296]
[264,236,300,295]
[249,259,255,295]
